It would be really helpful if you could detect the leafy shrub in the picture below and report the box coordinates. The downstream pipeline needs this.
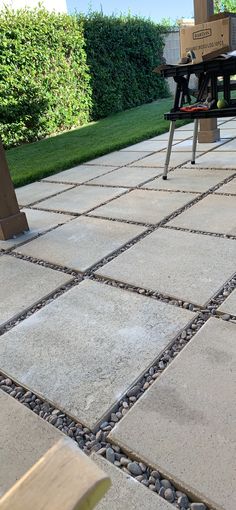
[0,8,91,148]
[0,8,169,148]
[82,12,169,119]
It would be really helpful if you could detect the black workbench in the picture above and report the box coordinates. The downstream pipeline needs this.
[158,57,236,178]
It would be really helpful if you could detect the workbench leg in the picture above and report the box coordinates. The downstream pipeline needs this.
[191,119,199,165]
[163,121,175,180]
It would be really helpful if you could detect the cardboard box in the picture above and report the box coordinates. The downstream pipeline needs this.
[180,15,236,63]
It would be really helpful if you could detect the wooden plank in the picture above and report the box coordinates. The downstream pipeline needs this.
[0,438,111,510]
[193,0,220,142]
[194,0,214,23]
[0,140,28,240]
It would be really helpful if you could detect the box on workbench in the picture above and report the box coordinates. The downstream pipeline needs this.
[180,13,236,63]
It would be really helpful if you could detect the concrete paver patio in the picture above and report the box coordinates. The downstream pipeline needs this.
[1,117,236,508]
[44,164,120,184]
[35,185,127,214]
[90,189,196,225]
[167,194,236,236]
[14,216,146,272]
[0,255,72,327]
[0,208,73,250]
[217,289,236,316]
[87,166,163,187]
[16,181,73,206]
[142,167,235,193]
[215,176,236,194]
[96,228,236,306]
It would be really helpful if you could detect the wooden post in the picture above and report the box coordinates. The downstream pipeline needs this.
[0,140,28,240]
[0,438,111,510]
[194,0,220,142]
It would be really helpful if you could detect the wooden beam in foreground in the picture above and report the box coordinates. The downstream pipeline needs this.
[194,0,220,142]
[0,438,111,510]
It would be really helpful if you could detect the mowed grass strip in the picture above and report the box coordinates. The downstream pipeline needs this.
[7,98,190,188]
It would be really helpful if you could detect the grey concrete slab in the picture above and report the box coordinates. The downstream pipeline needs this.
[175,123,194,131]
[0,279,194,429]
[0,390,62,496]
[143,168,234,193]
[89,167,163,187]
[184,151,236,169]
[0,255,72,327]
[219,128,236,138]
[151,132,192,141]
[218,120,236,129]
[0,208,73,250]
[215,139,236,151]
[92,454,173,510]
[168,195,236,236]
[109,318,236,510]
[90,190,195,225]
[218,118,234,125]
[215,178,236,194]
[44,165,118,184]
[14,216,145,272]
[171,139,230,152]
[130,152,203,168]
[16,181,73,206]
[87,151,148,167]
[36,186,126,214]
[96,228,236,306]
[120,140,170,152]
[218,289,236,315]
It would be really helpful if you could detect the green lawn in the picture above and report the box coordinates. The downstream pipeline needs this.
[7,98,189,188]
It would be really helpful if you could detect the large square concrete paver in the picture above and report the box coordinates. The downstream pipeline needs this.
[87,151,148,167]
[217,119,236,130]
[168,194,236,236]
[130,152,202,168]
[44,165,118,184]
[184,151,236,169]
[90,190,195,225]
[109,318,236,510]
[120,140,171,152]
[215,177,236,195]
[14,216,145,272]
[16,181,73,206]
[35,186,126,214]
[142,168,234,193]
[214,139,236,151]
[0,208,73,250]
[96,228,236,306]
[175,123,194,131]
[92,454,173,510]
[170,138,228,152]
[0,255,72,327]
[0,390,62,496]
[0,279,194,429]
[88,167,163,187]
[151,132,192,141]
[217,289,236,316]
[219,128,236,138]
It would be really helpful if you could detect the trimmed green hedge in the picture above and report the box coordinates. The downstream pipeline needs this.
[0,8,91,148]
[83,13,169,119]
[0,9,169,149]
